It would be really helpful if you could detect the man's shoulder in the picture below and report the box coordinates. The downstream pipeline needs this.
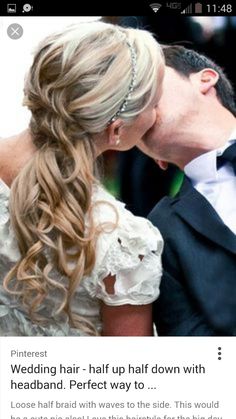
[147,194,184,238]
[148,195,177,222]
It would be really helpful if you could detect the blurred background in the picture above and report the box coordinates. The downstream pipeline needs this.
[102,16,236,216]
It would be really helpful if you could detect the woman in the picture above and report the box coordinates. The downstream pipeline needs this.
[0,21,164,336]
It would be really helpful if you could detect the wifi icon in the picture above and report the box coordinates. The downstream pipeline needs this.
[150,3,162,12]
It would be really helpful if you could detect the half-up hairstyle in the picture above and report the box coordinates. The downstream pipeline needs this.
[3,21,164,335]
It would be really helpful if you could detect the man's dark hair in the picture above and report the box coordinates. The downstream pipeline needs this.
[162,45,236,116]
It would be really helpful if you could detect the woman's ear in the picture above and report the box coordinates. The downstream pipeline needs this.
[191,68,219,95]
[106,119,124,146]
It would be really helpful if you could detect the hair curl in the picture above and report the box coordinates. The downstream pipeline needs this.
[3,22,164,335]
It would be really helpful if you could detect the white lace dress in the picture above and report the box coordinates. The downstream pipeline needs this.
[0,179,163,336]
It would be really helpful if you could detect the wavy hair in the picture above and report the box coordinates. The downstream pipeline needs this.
[3,21,164,335]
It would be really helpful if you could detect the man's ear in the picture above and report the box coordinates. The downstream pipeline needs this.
[154,159,169,170]
[106,119,124,146]
[190,68,219,95]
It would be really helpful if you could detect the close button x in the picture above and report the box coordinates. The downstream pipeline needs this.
[7,24,23,40]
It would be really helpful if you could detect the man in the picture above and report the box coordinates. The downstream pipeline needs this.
[140,45,236,335]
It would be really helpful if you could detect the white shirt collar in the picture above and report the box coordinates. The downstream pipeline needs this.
[184,128,236,185]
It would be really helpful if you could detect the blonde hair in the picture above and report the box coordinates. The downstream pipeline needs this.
[3,21,164,335]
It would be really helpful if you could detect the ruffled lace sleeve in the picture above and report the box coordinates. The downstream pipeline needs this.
[0,179,20,261]
[83,186,163,306]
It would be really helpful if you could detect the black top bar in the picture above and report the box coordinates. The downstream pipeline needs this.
[0,0,235,17]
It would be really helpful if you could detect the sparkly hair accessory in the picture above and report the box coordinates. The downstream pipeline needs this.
[108,40,137,124]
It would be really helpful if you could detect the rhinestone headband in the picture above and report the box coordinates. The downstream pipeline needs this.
[108,40,137,124]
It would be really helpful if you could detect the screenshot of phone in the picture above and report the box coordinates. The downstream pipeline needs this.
[0,1,235,419]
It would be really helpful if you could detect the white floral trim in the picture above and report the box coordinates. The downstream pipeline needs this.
[0,179,20,260]
[0,179,10,226]
[83,185,163,306]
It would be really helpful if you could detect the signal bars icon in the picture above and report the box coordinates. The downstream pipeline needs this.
[150,3,162,12]
[181,3,193,13]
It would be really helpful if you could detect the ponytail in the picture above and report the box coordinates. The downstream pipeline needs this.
[4,137,99,335]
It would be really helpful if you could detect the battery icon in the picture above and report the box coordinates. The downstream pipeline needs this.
[195,2,202,13]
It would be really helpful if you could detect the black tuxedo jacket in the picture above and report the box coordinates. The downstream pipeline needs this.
[148,176,236,336]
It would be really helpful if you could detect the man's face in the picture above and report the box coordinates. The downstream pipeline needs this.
[139,66,200,161]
